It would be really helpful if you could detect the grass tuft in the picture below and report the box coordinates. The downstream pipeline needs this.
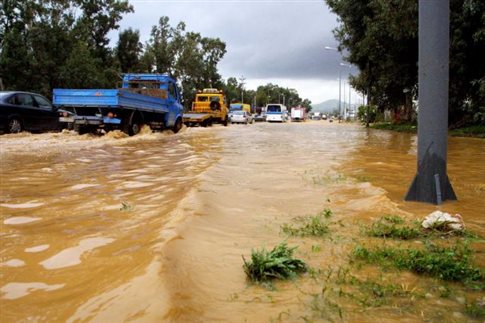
[365,216,421,240]
[281,214,330,237]
[465,299,485,319]
[120,201,134,211]
[364,215,477,240]
[352,243,483,284]
[243,242,307,283]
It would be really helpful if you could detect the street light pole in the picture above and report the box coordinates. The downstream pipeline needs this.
[340,63,352,119]
[338,69,341,117]
[325,46,343,117]
[239,75,245,103]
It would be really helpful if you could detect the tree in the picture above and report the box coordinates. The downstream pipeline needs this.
[325,0,485,126]
[58,41,105,89]
[0,0,134,96]
[142,16,227,109]
[116,28,143,73]
[200,37,226,88]
[73,0,133,65]
[224,77,240,103]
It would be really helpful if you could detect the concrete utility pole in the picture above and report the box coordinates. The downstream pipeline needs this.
[405,0,456,204]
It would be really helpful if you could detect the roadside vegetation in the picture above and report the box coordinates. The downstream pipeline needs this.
[352,243,483,284]
[367,122,485,138]
[0,2,313,111]
[325,0,484,129]
[363,215,477,239]
[242,242,307,284]
[245,210,484,321]
[281,209,333,237]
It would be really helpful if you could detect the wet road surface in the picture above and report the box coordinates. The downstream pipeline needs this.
[1,122,484,322]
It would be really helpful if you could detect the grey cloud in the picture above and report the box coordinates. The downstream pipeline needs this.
[118,0,349,81]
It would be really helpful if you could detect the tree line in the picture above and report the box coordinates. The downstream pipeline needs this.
[325,0,484,127]
[0,1,311,111]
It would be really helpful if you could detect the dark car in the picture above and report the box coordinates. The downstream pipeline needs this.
[0,91,68,133]
[253,114,266,122]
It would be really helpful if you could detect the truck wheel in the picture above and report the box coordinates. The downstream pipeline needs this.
[7,117,23,133]
[123,123,140,136]
[131,123,141,136]
[172,117,182,133]
[73,124,88,135]
[202,119,209,127]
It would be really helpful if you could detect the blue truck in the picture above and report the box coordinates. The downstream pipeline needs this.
[53,74,184,135]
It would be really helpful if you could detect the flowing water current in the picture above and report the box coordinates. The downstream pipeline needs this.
[1,123,484,322]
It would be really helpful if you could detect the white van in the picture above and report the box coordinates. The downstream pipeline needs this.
[265,104,288,122]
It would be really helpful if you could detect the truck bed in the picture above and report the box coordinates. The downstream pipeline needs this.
[53,89,170,114]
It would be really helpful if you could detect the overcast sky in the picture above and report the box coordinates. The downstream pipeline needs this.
[115,0,362,105]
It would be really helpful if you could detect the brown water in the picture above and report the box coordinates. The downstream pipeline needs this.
[0,123,483,322]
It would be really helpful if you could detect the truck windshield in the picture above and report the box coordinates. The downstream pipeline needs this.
[197,96,220,102]
[267,105,281,112]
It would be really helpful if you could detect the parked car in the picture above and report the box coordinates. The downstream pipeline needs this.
[0,91,71,134]
[253,114,266,122]
[230,111,254,124]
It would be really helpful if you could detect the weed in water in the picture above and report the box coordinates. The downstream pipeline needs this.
[364,215,477,240]
[120,201,133,211]
[281,214,330,237]
[319,208,332,219]
[465,298,485,319]
[364,216,421,240]
[242,242,307,283]
[436,285,452,298]
[382,214,405,224]
[310,289,343,320]
[355,175,372,183]
[344,276,419,307]
[311,245,322,253]
[352,242,483,284]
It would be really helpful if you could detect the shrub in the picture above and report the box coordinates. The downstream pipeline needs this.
[243,242,307,282]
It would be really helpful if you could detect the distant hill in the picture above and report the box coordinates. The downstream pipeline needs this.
[311,99,340,113]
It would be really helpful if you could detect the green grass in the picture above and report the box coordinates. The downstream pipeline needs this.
[339,275,418,307]
[382,215,405,224]
[365,216,421,240]
[465,299,485,319]
[371,122,485,138]
[243,242,307,283]
[364,215,477,240]
[352,243,483,284]
[370,122,417,133]
[450,125,485,138]
[281,213,330,237]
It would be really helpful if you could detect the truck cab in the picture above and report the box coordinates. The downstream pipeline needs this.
[184,88,229,126]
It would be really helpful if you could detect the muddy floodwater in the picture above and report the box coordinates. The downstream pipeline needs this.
[1,123,484,322]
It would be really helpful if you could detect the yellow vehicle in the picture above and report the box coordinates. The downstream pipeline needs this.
[183,88,229,127]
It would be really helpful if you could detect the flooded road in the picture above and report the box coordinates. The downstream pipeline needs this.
[1,123,484,322]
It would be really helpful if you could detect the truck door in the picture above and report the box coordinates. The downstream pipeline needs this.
[167,81,178,125]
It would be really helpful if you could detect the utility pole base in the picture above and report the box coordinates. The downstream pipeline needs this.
[405,149,456,204]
